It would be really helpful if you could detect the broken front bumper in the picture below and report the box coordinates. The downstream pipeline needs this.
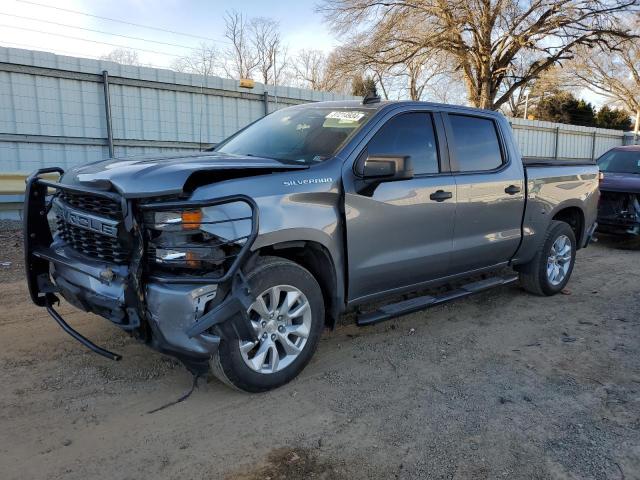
[597,191,640,237]
[24,168,259,373]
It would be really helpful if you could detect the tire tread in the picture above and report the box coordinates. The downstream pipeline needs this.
[519,220,576,296]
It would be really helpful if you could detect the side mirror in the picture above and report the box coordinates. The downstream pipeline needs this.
[357,154,414,181]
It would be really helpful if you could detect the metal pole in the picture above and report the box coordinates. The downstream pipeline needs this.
[554,126,560,160]
[590,130,597,161]
[263,91,269,116]
[523,91,529,119]
[102,70,114,157]
[634,110,640,145]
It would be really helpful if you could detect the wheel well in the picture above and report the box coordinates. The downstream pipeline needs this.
[257,242,340,328]
[553,207,584,246]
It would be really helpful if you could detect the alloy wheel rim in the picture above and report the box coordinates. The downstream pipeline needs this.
[239,285,312,374]
[546,235,572,286]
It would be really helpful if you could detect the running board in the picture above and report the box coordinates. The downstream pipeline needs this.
[356,274,519,327]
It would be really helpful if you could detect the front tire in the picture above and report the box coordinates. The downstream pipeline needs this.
[518,220,577,296]
[210,256,324,392]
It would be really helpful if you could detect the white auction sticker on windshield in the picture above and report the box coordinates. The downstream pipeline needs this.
[325,111,366,123]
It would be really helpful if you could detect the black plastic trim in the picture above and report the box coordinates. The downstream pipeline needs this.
[24,168,62,306]
[357,274,519,326]
[46,304,122,361]
[186,272,257,342]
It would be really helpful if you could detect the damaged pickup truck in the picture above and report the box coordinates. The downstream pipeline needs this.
[24,99,599,392]
[596,145,640,241]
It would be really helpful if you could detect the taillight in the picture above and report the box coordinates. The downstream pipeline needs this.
[598,170,604,185]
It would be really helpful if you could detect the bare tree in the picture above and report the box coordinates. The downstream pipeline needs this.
[330,44,393,98]
[171,43,219,77]
[502,56,567,117]
[331,34,465,102]
[292,49,325,89]
[292,49,350,92]
[571,36,640,132]
[397,51,463,102]
[250,17,288,85]
[100,48,141,66]
[174,13,289,86]
[223,10,259,79]
[320,0,638,110]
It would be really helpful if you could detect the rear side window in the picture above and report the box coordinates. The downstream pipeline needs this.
[366,112,439,175]
[448,114,503,172]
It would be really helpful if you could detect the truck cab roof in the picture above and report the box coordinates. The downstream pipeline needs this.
[291,99,503,118]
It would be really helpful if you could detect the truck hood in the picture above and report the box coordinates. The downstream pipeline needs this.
[600,171,640,194]
[60,152,309,198]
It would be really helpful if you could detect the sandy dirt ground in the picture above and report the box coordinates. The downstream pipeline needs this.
[1,223,639,480]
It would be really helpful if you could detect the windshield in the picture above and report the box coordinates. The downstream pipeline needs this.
[215,106,374,164]
[598,150,640,174]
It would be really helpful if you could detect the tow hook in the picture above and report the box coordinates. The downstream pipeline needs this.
[100,267,115,282]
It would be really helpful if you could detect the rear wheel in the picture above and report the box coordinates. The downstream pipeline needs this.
[518,220,577,296]
[210,256,324,392]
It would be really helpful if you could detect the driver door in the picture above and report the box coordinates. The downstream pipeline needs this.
[343,110,457,303]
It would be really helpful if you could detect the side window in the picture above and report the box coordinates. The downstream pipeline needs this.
[366,112,439,175]
[448,114,503,172]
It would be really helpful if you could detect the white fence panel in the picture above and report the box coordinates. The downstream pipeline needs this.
[0,47,358,172]
[509,117,632,161]
[3,46,640,177]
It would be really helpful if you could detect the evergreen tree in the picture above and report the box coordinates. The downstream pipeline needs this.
[595,106,632,130]
[534,92,596,126]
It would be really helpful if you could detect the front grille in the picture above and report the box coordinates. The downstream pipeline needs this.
[54,191,130,264]
[59,190,121,219]
[56,218,130,263]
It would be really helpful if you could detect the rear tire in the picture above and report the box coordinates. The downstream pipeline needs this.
[518,220,577,296]
[210,256,324,392]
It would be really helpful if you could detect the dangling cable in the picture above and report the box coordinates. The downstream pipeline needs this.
[147,373,202,414]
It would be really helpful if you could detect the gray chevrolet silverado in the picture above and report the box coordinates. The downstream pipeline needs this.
[24,99,599,392]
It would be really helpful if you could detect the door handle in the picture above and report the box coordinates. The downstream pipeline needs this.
[505,185,521,195]
[429,190,453,202]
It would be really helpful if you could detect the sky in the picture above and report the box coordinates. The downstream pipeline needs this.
[0,0,338,68]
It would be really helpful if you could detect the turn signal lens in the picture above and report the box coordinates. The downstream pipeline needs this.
[185,251,200,268]
[181,210,202,230]
[149,209,203,230]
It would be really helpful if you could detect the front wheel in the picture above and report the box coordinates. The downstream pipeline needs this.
[518,220,577,296]
[210,256,324,392]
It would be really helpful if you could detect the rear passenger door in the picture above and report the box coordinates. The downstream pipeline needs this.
[443,113,525,273]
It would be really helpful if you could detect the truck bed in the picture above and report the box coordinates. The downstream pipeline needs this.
[512,162,600,264]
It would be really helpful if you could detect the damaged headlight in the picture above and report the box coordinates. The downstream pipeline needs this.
[143,203,251,272]
[154,246,225,268]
